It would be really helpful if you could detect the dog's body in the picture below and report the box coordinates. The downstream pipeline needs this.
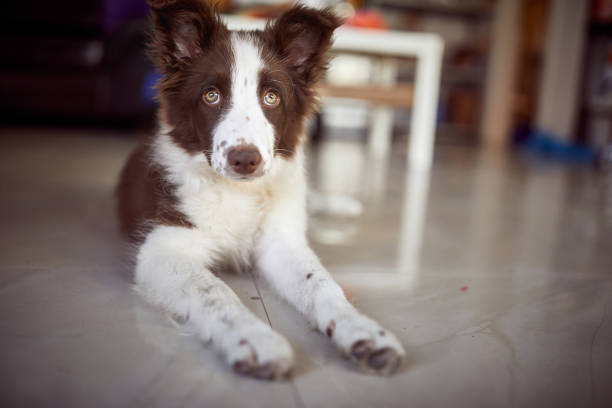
[118,0,404,380]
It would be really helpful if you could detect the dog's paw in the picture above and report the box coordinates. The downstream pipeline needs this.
[329,314,405,375]
[225,324,294,381]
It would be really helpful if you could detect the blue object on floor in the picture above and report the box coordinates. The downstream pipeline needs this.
[521,130,596,164]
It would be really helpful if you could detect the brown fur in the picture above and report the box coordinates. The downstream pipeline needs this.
[149,0,233,158]
[259,6,341,157]
[116,142,194,241]
[117,1,340,240]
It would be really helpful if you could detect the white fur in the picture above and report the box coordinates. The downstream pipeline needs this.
[152,132,303,268]
[211,34,276,179]
[133,34,405,378]
[135,225,294,373]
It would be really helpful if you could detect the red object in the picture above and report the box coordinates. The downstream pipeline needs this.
[461,286,468,292]
[346,10,388,30]
[593,0,612,22]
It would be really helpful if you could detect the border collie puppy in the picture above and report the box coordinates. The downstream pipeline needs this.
[117,0,405,380]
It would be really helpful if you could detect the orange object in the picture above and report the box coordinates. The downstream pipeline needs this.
[346,10,388,30]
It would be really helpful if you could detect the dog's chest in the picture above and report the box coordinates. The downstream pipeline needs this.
[179,179,271,250]
[154,133,306,260]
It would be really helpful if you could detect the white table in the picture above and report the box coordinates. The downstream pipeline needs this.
[223,15,444,171]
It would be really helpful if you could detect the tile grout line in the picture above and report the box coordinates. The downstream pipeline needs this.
[249,272,272,328]
[248,272,308,408]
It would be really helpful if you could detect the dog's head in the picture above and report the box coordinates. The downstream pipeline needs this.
[148,0,340,180]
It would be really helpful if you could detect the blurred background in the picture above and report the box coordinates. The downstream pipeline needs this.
[1,1,612,407]
[3,0,612,159]
[2,0,610,261]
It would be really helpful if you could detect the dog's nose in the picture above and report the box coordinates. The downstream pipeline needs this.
[227,145,262,175]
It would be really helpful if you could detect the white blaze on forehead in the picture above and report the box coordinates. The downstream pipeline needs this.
[211,34,276,176]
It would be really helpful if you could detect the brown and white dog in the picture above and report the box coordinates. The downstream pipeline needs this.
[117,0,405,380]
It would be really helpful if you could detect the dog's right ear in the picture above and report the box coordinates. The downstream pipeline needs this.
[147,0,223,72]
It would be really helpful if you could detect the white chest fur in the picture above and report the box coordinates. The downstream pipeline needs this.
[153,133,307,268]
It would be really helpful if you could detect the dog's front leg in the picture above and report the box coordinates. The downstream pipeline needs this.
[135,226,294,380]
[256,233,405,375]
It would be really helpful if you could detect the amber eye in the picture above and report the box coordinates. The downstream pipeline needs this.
[263,90,280,107]
[203,88,221,105]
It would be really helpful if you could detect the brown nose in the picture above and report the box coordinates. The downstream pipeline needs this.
[227,145,262,175]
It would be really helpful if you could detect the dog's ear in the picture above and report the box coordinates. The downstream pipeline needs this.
[267,6,342,84]
[148,0,224,72]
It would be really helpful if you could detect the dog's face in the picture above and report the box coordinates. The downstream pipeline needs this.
[148,0,340,180]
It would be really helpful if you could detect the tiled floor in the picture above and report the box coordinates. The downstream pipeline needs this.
[1,128,611,407]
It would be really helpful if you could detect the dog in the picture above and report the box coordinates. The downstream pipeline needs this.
[117,0,405,380]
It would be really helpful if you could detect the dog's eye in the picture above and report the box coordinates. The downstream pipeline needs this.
[263,90,280,107]
[203,88,221,105]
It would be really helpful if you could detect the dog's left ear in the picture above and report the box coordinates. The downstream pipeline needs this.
[267,6,342,84]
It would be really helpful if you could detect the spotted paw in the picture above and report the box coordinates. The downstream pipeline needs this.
[328,314,405,375]
[225,324,294,381]
[349,340,403,375]
[232,356,293,380]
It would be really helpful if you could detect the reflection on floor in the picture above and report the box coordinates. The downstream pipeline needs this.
[1,128,611,408]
